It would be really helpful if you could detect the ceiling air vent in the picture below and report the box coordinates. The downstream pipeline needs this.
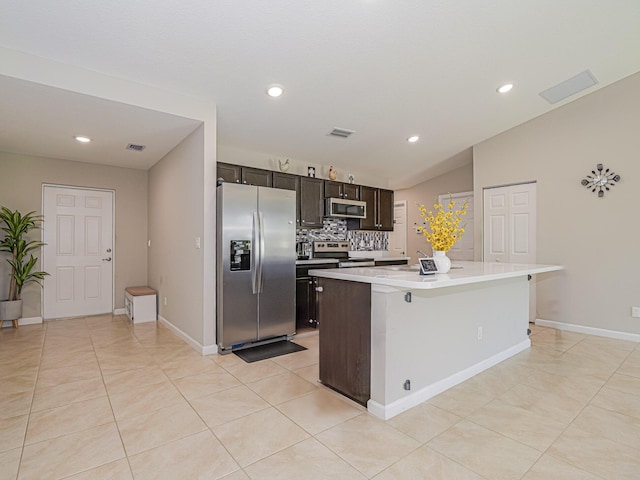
[539,70,598,105]
[126,143,146,152]
[327,127,355,139]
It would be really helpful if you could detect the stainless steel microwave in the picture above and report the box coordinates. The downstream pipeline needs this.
[325,197,367,219]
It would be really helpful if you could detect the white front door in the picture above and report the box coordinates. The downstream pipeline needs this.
[389,200,407,256]
[439,192,474,261]
[43,186,114,319]
[483,182,537,320]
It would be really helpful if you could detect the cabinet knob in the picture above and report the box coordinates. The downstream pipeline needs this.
[243,180,247,184]
[315,286,323,292]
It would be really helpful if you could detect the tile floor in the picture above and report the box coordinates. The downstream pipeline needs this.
[1,317,639,479]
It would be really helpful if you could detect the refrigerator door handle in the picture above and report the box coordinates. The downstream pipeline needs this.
[252,211,259,294]
[257,211,265,293]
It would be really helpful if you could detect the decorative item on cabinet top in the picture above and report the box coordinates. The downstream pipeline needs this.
[581,163,621,197]
[278,158,290,172]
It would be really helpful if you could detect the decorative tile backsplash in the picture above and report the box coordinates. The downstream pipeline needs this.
[296,219,388,251]
[347,230,388,251]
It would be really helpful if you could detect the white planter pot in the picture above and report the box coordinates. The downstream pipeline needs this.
[0,300,23,321]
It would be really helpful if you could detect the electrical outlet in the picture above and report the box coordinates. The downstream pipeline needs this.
[195,236,201,249]
[164,297,168,306]
[477,326,483,340]
[632,306,640,318]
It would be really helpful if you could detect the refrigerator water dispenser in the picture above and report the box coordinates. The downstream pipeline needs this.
[230,240,251,271]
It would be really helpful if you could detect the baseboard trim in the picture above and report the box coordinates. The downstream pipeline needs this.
[1,316,43,328]
[113,308,126,315]
[367,338,531,420]
[535,318,640,343]
[157,315,218,356]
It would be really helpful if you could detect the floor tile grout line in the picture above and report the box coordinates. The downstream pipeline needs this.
[88,318,137,480]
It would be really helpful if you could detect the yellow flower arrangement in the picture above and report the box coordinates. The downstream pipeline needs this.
[416,195,468,253]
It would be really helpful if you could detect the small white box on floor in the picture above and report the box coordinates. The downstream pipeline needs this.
[124,286,157,323]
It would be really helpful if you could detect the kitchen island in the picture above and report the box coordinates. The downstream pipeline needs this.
[309,261,561,420]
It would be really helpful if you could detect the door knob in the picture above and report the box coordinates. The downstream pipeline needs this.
[102,257,112,262]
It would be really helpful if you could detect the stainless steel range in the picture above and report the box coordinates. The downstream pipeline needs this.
[312,241,375,268]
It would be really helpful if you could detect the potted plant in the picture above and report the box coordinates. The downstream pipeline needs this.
[0,207,48,328]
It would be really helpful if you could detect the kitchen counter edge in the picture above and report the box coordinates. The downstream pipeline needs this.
[309,261,562,290]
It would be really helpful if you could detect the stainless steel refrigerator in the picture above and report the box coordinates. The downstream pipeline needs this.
[216,182,296,353]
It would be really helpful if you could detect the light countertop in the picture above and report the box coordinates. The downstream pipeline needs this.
[309,261,562,290]
[296,258,339,266]
[374,257,410,262]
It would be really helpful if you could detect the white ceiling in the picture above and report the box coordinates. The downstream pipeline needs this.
[1,0,639,188]
[0,75,202,169]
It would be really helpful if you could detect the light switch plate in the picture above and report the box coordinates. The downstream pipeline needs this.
[632,306,640,318]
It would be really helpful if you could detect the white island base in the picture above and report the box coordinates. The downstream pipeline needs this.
[310,261,561,420]
[370,276,530,419]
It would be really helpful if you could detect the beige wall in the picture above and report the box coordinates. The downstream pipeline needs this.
[395,164,473,264]
[0,151,148,318]
[148,125,207,344]
[473,71,640,335]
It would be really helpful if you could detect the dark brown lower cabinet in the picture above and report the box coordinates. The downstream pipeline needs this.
[316,277,371,406]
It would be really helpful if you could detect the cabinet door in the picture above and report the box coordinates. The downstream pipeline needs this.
[216,163,241,184]
[300,177,324,228]
[242,167,272,187]
[273,172,300,226]
[272,172,298,191]
[359,186,377,230]
[317,277,371,406]
[323,181,342,198]
[295,277,316,330]
[378,189,394,231]
[342,183,360,200]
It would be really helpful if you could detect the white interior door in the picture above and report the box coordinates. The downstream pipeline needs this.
[43,186,114,319]
[483,183,536,264]
[483,182,537,320]
[389,200,407,256]
[439,192,474,261]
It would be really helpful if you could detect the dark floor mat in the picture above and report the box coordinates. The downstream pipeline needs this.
[234,340,307,363]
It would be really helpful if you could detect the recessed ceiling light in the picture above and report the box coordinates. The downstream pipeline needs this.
[266,85,284,97]
[407,135,420,143]
[74,135,91,143]
[497,83,514,94]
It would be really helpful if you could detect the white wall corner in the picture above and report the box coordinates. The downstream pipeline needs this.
[158,315,218,355]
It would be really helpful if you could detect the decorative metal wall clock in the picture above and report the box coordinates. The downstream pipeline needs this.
[581,163,621,197]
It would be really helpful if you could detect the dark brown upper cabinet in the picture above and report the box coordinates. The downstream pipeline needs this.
[324,181,360,200]
[216,163,272,187]
[241,167,272,187]
[300,177,324,228]
[359,186,394,231]
[216,163,241,184]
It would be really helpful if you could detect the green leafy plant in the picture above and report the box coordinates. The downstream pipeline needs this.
[0,207,49,301]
